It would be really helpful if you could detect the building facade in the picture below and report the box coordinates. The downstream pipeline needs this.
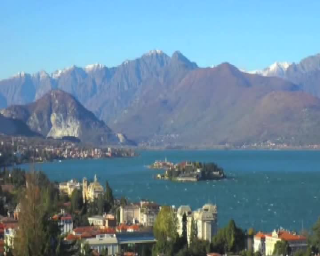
[254,232,266,255]
[176,204,218,243]
[82,175,104,203]
[82,234,119,255]
[59,179,81,196]
[60,215,73,235]
[120,205,141,224]
[265,229,307,256]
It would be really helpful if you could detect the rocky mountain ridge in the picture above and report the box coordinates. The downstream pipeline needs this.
[2,50,320,147]
[0,90,133,146]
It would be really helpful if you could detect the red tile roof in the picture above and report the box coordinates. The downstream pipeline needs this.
[116,224,140,232]
[66,234,81,241]
[207,253,222,256]
[61,216,72,221]
[255,232,266,239]
[278,231,306,241]
[265,231,306,242]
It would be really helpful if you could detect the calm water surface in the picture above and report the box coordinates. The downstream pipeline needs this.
[20,150,320,232]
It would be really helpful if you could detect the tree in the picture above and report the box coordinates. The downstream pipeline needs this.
[212,219,246,254]
[182,213,188,244]
[14,171,59,256]
[273,240,291,256]
[105,181,114,207]
[310,217,320,253]
[153,206,178,240]
[153,206,179,256]
[81,242,91,256]
[97,194,105,215]
[188,239,210,256]
[120,196,127,206]
[70,189,83,212]
[190,217,197,244]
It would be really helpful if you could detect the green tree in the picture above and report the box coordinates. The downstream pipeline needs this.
[190,217,198,244]
[81,242,91,256]
[70,189,83,212]
[153,206,178,240]
[273,240,291,256]
[310,217,320,253]
[120,196,127,206]
[153,206,179,256]
[182,213,188,244]
[188,239,210,256]
[212,219,246,254]
[14,171,59,256]
[97,194,106,215]
[105,181,114,207]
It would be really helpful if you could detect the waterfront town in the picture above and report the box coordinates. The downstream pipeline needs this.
[0,166,317,256]
[0,135,137,167]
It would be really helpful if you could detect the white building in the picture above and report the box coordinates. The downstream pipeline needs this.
[254,232,266,255]
[82,234,119,255]
[120,201,160,226]
[176,204,218,243]
[139,202,160,227]
[59,215,73,235]
[88,215,105,226]
[120,204,141,224]
[265,229,307,256]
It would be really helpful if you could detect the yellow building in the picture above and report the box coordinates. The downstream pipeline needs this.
[82,175,104,203]
[59,179,81,196]
[265,229,307,255]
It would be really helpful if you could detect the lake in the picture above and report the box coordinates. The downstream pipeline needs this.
[20,150,320,232]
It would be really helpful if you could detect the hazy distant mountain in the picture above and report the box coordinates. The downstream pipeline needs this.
[250,53,320,98]
[0,113,39,137]
[0,90,133,146]
[113,63,320,146]
[249,62,291,78]
[2,50,320,147]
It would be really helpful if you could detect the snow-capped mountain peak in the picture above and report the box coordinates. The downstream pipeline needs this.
[248,62,291,78]
[51,65,78,79]
[32,70,50,80]
[84,63,106,72]
[144,49,164,56]
[12,72,27,79]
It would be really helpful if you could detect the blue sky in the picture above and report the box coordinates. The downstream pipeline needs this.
[1,0,320,79]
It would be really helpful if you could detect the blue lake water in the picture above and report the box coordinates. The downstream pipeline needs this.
[20,150,320,232]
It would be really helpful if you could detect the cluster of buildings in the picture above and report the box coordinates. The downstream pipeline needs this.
[0,135,136,167]
[120,200,161,227]
[176,204,218,243]
[253,229,307,255]
[58,175,105,203]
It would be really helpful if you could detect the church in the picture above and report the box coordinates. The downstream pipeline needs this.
[82,174,104,203]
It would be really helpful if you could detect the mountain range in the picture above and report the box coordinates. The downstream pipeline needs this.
[249,54,320,99]
[1,50,320,147]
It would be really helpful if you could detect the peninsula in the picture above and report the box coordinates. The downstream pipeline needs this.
[155,161,225,182]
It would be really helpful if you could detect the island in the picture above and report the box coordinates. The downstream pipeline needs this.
[155,161,225,182]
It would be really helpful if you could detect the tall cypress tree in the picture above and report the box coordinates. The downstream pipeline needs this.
[190,217,198,244]
[182,213,188,244]
[105,181,114,207]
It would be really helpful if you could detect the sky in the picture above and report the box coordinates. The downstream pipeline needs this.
[1,0,320,79]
